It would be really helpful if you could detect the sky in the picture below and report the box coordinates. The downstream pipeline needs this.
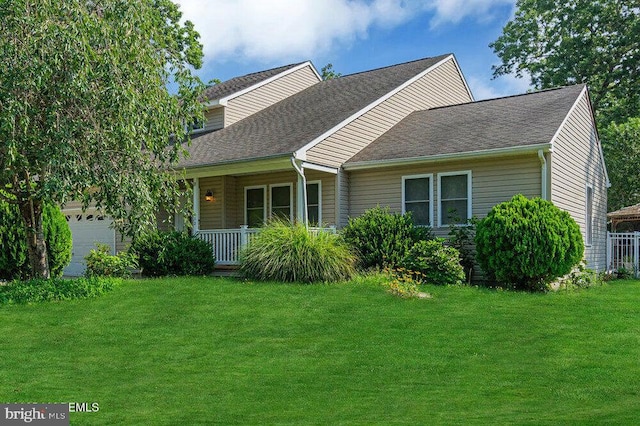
[174,0,532,101]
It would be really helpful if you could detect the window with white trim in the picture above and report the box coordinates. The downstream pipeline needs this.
[306,181,321,225]
[438,171,472,226]
[402,174,433,226]
[270,183,293,221]
[245,186,266,228]
[586,185,594,246]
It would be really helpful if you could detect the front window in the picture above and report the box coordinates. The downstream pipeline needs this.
[402,174,432,226]
[245,186,266,228]
[270,184,292,221]
[438,171,471,226]
[306,182,321,225]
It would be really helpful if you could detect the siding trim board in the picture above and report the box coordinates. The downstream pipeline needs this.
[294,55,458,160]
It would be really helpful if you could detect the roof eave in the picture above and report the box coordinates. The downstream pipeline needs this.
[342,143,552,171]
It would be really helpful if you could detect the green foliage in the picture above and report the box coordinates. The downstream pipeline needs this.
[400,239,465,286]
[447,217,478,283]
[0,276,119,305]
[553,263,603,291]
[321,63,342,80]
[0,200,71,280]
[85,244,138,278]
[342,206,432,269]
[383,268,432,299]
[475,194,584,291]
[600,118,640,211]
[42,204,73,278]
[490,0,640,126]
[129,231,215,277]
[0,0,204,278]
[239,220,356,283]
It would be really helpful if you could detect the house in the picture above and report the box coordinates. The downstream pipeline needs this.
[62,53,609,276]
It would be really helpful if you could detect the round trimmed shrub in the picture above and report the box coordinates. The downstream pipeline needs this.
[239,220,356,283]
[475,194,584,291]
[0,200,72,280]
[129,231,215,276]
[400,239,465,286]
[342,206,432,269]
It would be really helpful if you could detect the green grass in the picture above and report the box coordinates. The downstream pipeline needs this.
[1,277,639,424]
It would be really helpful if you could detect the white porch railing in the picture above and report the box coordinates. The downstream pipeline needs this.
[194,226,336,266]
[607,232,640,278]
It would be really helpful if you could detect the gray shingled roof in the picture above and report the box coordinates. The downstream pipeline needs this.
[346,84,586,164]
[178,54,451,169]
[202,63,305,102]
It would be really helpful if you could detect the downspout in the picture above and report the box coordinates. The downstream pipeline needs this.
[291,156,308,227]
[538,150,548,201]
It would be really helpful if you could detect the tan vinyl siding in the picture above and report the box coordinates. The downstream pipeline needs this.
[198,176,225,230]
[225,65,319,126]
[336,169,350,228]
[204,107,224,131]
[306,58,472,167]
[348,155,542,236]
[223,176,237,229]
[550,92,608,271]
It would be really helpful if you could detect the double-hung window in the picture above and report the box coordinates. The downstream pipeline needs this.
[402,174,433,226]
[306,181,321,225]
[245,186,266,228]
[438,171,472,226]
[270,183,293,221]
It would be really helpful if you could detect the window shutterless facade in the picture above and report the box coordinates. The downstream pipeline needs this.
[270,183,293,221]
[402,174,433,226]
[438,171,472,226]
[306,181,321,225]
[245,186,266,228]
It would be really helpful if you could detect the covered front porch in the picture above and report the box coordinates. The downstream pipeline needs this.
[183,157,343,265]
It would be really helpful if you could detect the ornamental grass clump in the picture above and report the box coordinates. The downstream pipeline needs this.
[239,220,356,283]
[475,194,584,291]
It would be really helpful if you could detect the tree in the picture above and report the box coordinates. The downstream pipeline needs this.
[321,63,342,80]
[0,0,205,278]
[600,118,640,211]
[490,0,640,126]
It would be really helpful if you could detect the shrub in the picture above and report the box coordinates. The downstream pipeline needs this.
[342,206,432,269]
[239,220,356,283]
[0,277,119,305]
[400,239,465,286]
[85,244,138,278]
[475,194,584,291]
[0,199,72,280]
[129,231,215,276]
[553,263,602,291]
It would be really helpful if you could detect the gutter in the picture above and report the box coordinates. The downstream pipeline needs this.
[538,149,548,201]
[291,156,308,226]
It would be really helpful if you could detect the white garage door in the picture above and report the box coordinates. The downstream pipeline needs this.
[63,211,115,276]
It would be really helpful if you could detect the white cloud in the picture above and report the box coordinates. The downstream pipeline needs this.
[176,0,516,63]
[467,72,532,101]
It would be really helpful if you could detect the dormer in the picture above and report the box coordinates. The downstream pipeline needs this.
[193,61,321,134]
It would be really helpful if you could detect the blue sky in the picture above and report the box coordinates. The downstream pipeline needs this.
[175,0,531,100]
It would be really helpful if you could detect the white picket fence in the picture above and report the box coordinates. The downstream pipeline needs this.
[607,232,640,278]
[194,226,336,265]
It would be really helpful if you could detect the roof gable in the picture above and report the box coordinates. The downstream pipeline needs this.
[346,84,587,165]
[202,62,316,103]
[179,54,452,169]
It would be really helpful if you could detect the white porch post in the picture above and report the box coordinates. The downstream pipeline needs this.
[291,157,308,226]
[192,177,200,233]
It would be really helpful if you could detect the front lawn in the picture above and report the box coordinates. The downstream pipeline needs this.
[1,277,639,424]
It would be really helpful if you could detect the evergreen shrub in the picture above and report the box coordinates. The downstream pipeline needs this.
[475,194,584,291]
[129,231,215,276]
[342,206,431,269]
[0,200,72,280]
[400,239,465,286]
[85,244,138,278]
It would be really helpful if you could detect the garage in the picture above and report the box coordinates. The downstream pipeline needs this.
[63,210,115,276]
